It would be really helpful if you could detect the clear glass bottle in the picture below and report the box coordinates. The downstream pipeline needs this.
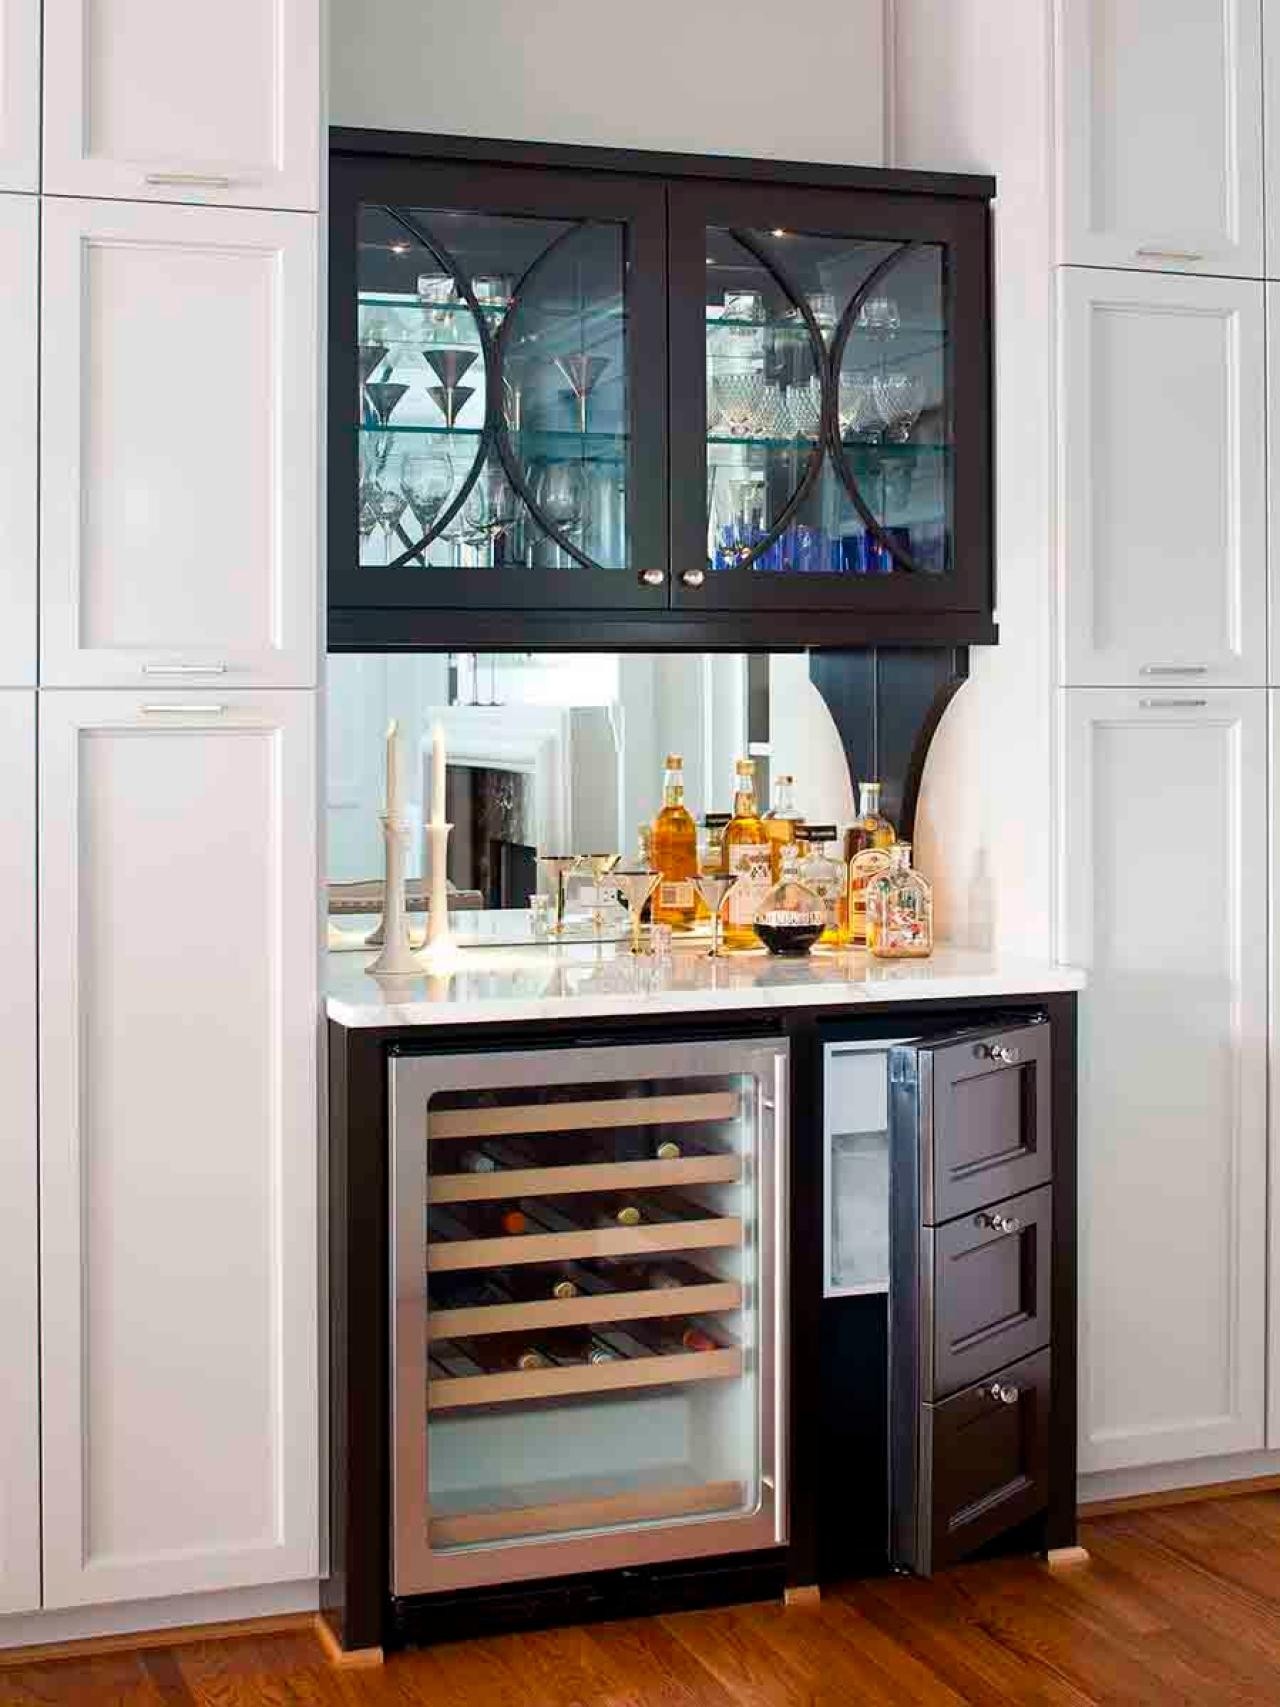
[795,824,848,946]
[848,844,893,947]
[650,754,698,930]
[865,842,933,959]
[722,759,771,950]
[762,772,803,880]
[843,781,896,864]
[755,844,826,956]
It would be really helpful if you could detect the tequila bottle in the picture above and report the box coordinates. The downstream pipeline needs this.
[722,759,771,950]
[865,842,933,959]
[796,824,848,945]
[650,754,698,929]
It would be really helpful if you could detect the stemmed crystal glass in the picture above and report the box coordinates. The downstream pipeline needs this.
[373,484,407,560]
[873,372,927,442]
[788,376,823,440]
[462,462,519,564]
[695,873,739,958]
[400,450,455,561]
[838,374,882,442]
[533,462,586,566]
[613,868,662,955]
[581,853,621,941]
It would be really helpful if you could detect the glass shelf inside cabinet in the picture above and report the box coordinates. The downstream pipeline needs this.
[703,229,953,580]
[421,1072,760,1551]
[355,204,633,573]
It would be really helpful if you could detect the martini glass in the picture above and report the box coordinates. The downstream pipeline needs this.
[364,381,410,428]
[555,354,611,435]
[537,855,578,935]
[425,349,479,428]
[581,853,621,941]
[695,872,739,959]
[614,867,661,956]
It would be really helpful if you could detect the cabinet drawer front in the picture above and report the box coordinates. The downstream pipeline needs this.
[898,1348,1050,1576]
[911,1023,1051,1223]
[929,1186,1051,1398]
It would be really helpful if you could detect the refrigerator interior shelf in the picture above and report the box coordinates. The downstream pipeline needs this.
[427,1089,742,1141]
[428,1472,747,1548]
[427,1345,743,1410]
[428,1279,744,1341]
[429,1153,741,1204]
[426,1217,742,1272]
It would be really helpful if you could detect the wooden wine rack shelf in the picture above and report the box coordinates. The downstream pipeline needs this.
[426,1216,742,1272]
[428,1346,743,1410]
[427,1090,741,1142]
[429,1152,741,1204]
[428,1278,743,1341]
[428,1478,746,1547]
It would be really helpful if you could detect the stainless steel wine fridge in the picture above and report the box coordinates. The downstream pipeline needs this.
[389,1037,789,1594]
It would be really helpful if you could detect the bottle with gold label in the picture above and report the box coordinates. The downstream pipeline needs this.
[795,824,848,945]
[848,844,893,946]
[762,772,803,879]
[843,780,896,864]
[865,842,933,959]
[722,758,771,949]
[650,754,698,929]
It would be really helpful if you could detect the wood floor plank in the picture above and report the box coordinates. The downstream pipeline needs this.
[14,1499,1280,1706]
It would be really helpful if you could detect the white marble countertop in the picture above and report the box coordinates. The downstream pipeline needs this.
[326,935,1085,1029]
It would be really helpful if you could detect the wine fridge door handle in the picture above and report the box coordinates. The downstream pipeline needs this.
[771,1047,790,1545]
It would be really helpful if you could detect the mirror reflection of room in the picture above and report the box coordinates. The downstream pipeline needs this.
[326,651,854,942]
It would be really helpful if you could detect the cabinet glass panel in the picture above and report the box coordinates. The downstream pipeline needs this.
[705,233,950,580]
[824,1041,908,1297]
[357,205,630,573]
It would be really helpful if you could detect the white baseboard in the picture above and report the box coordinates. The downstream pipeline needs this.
[0,1578,319,1653]
[1079,1448,1280,1508]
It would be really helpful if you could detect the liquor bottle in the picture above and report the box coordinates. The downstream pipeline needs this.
[795,824,848,945]
[848,844,893,947]
[843,780,896,864]
[753,841,825,955]
[650,754,698,930]
[865,842,934,959]
[722,759,772,950]
[762,773,803,880]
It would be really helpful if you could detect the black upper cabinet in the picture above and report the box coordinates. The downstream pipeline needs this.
[329,132,994,651]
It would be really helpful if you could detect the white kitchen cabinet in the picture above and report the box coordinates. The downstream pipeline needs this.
[1058,268,1267,687]
[40,199,318,690]
[0,0,37,191]
[41,0,318,210]
[0,691,39,1614]
[1062,689,1267,1473]
[0,193,36,687]
[39,690,318,1607]
[1057,0,1263,275]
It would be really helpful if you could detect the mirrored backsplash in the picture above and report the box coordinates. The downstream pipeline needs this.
[326,652,855,916]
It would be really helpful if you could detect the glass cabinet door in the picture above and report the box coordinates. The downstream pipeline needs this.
[389,1038,787,1595]
[667,182,991,617]
[329,160,667,617]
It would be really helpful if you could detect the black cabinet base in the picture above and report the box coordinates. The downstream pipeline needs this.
[389,1549,788,1650]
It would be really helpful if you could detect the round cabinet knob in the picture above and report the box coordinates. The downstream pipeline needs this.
[981,1041,1020,1065]
[680,568,707,588]
[988,1382,1021,1406]
[638,568,666,587]
[977,1211,1021,1235]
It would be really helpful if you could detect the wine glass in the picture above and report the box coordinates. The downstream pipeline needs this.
[695,873,739,959]
[534,462,586,566]
[462,463,519,564]
[873,372,927,443]
[838,374,882,442]
[372,483,406,561]
[614,868,662,956]
[400,450,454,557]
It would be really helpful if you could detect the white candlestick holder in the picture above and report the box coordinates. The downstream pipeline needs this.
[366,814,421,978]
[420,819,457,971]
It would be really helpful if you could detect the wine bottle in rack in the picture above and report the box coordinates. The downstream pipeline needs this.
[454,1337,552,1373]
[498,1264,581,1302]
[428,1273,513,1310]
[627,1318,724,1356]
[429,1343,486,1378]
[537,1328,623,1366]
[592,1326,660,1361]
[573,1256,714,1295]
[456,1149,498,1174]
[429,1202,529,1240]
[521,1196,645,1233]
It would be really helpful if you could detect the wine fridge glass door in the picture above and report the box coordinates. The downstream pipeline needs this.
[390,1037,788,1596]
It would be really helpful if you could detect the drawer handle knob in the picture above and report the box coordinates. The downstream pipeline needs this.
[988,1382,1021,1405]
[638,568,666,587]
[978,1211,1021,1235]
[981,1042,1019,1065]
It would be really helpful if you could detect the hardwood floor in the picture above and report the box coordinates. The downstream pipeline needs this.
[7,1497,1280,1704]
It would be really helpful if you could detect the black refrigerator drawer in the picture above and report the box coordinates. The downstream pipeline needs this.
[927,1185,1051,1398]
[892,1346,1051,1577]
[891,1021,1051,1225]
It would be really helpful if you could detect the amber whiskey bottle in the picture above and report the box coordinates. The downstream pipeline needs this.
[651,753,698,929]
[722,759,771,950]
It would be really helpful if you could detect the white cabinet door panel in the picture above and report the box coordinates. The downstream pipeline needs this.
[39,690,318,1606]
[1057,0,1263,274]
[0,0,37,191]
[1059,268,1266,686]
[0,194,36,686]
[1062,689,1267,1473]
[40,200,317,689]
[0,691,38,1613]
[42,0,318,210]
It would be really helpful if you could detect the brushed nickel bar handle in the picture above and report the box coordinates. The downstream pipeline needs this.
[140,703,227,715]
[1133,246,1204,261]
[141,663,228,675]
[144,172,234,189]
[1139,664,1208,676]
[1139,697,1208,709]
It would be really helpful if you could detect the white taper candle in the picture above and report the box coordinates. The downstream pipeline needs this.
[385,720,402,822]
[431,721,447,826]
